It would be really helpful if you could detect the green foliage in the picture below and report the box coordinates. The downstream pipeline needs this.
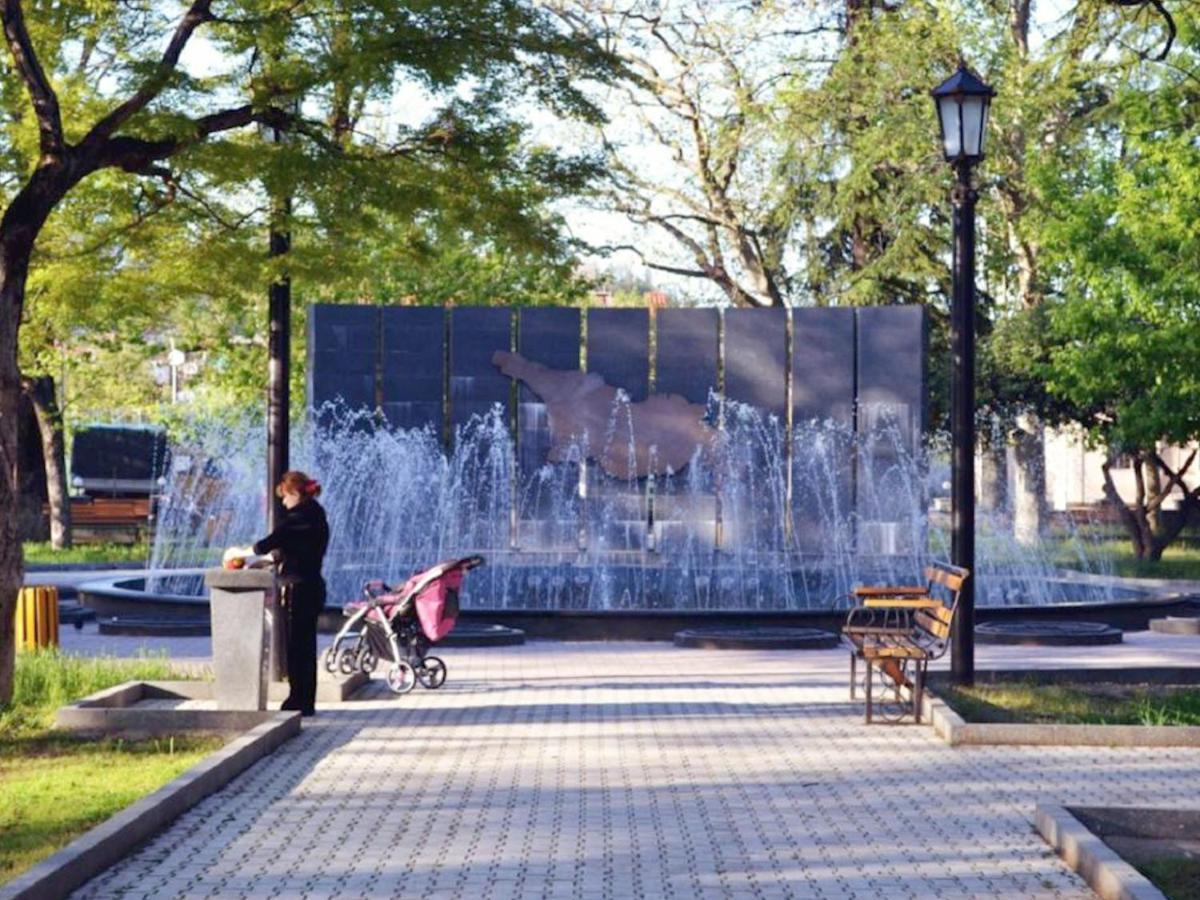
[3,0,620,424]
[778,1,962,307]
[1038,23,1200,453]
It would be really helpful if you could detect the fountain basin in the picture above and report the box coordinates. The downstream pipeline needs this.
[75,569,1196,641]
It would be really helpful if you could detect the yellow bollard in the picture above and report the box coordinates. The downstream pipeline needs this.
[15,586,59,650]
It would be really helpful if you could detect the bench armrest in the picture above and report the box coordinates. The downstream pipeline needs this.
[863,598,940,609]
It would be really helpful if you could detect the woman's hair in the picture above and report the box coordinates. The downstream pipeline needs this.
[277,470,322,499]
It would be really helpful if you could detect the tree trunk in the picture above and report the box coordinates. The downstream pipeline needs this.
[0,162,72,705]
[1101,457,1146,559]
[1143,458,1164,538]
[1010,413,1045,546]
[0,259,27,706]
[978,441,1008,513]
[22,374,70,549]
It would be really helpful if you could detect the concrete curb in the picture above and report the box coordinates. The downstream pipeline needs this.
[1034,804,1166,900]
[0,709,299,900]
[922,688,1200,747]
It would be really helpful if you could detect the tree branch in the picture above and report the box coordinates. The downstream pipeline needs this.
[84,0,214,146]
[0,0,64,160]
[94,104,288,173]
[1111,0,1176,60]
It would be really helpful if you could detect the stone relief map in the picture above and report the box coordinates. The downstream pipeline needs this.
[492,351,716,479]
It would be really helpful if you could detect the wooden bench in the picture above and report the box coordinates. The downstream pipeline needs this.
[841,562,969,723]
[44,497,153,543]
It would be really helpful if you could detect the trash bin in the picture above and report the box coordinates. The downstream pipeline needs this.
[203,568,280,710]
[15,586,59,651]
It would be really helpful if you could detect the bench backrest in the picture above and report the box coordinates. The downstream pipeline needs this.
[67,497,152,523]
[912,563,969,654]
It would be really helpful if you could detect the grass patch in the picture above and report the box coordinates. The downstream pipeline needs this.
[0,649,178,735]
[933,678,1200,726]
[0,733,220,884]
[22,541,149,566]
[1055,539,1200,581]
[0,650,222,885]
[1135,857,1200,900]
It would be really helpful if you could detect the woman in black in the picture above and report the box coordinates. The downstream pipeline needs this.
[254,470,330,717]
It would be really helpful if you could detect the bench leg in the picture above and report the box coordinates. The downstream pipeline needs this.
[849,652,856,700]
[864,659,873,724]
[912,663,925,724]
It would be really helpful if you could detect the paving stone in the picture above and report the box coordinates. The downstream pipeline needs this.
[67,638,1200,899]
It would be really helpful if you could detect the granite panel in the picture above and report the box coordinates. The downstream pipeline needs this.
[855,305,926,447]
[792,307,856,426]
[655,308,718,406]
[381,307,444,432]
[587,309,649,402]
[307,304,378,420]
[449,307,513,433]
[724,308,788,416]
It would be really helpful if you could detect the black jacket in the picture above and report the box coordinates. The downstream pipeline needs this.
[253,499,330,582]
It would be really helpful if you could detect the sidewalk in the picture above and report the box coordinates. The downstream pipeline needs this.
[71,637,1200,899]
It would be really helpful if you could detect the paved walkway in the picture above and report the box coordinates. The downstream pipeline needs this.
[72,637,1200,899]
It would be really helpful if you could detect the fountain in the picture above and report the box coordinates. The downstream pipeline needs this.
[78,304,1185,639]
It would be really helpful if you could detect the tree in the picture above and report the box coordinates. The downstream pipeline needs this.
[0,0,619,705]
[1039,33,1200,558]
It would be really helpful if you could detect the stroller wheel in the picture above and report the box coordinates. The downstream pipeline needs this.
[386,662,417,695]
[356,646,378,674]
[416,656,447,689]
[322,647,339,674]
[338,647,358,675]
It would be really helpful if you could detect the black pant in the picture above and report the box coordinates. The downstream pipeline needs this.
[284,579,325,713]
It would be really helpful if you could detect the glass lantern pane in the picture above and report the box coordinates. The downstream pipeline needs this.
[938,97,961,158]
[978,99,990,156]
[962,96,985,157]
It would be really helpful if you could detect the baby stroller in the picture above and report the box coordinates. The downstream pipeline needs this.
[323,555,484,694]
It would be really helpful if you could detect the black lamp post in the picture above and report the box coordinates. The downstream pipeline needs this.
[932,64,993,686]
[263,119,291,533]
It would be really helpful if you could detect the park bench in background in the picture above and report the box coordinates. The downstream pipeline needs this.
[842,561,969,724]
[44,496,153,544]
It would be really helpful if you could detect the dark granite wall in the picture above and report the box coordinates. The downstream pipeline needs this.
[308,303,927,551]
[448,308,512,436]
[655,308,719,406]
[516,308,582,547]
[380,307,444,433]
[724,308,788,416]
[587,309,649,402]
[308,305,379,428]
[310,303,925,443]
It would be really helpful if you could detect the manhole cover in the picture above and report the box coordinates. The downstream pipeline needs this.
[1149,616,1200,636]
[673,626,839,650]
[441,623,525,647]
[98,616,211,637]
[976,620,1122,646]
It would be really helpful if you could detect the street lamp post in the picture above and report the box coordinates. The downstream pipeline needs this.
[263,119,291,533]
[932,64,994,686]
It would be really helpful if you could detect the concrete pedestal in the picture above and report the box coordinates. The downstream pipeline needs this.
[204,568,279,710]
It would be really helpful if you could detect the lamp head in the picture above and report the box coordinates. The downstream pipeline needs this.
[931,64,994,164]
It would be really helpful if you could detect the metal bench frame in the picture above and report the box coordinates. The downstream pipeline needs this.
[841,562,969,724]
